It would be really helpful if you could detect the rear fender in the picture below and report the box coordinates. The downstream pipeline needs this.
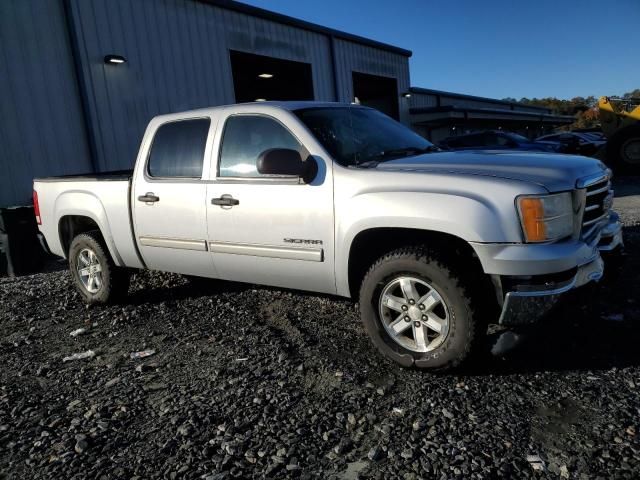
[54,191,124,266]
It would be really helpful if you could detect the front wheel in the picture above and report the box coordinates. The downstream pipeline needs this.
[359,247,485,371]
[69,230,130,305]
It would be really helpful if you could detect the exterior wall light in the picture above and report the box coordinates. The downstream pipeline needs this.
[104,54,126,65]
[258,73,273,78]
[402,92,412,98]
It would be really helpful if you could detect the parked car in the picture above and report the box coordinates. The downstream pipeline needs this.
[33,102,623,371]
[536,131,607,156]
[440,130,562,152]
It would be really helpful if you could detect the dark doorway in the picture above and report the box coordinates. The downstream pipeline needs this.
[230,50,314,103]
[352,72,399,120]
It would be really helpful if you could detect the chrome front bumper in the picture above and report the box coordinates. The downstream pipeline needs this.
[597,211,624,251]
[498,213,623,326]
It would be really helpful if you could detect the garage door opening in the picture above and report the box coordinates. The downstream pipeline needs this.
[352,72,399,120]
[230,50,314,103]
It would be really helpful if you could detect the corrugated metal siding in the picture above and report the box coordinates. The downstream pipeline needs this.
[409,92,553,115]
[514,105,552,114]
[333,38,411,123]
[68,0,336,171]
[408,92,438,109]
[1,0,414,204]
[439,95,501,110]
[439,95,552,114]
[0,0,92,207]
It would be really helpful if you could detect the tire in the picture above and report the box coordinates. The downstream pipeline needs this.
[606,125,640,174]
[358,246,485,371]
[68,230,130,305]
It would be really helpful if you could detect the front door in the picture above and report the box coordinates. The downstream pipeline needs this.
[206,110,335,295]
[132,117,217,277]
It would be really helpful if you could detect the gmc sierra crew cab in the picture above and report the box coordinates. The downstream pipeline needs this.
[33,102,624,371]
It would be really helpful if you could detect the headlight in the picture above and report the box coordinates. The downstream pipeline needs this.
[517,192,573,242]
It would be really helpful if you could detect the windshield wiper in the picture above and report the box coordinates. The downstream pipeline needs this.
[380,145,439,158]
[355,145,440,167]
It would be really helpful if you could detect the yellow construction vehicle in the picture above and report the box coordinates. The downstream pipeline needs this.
[598,96,640,171]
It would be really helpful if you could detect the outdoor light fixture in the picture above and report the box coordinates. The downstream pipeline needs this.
[402,92,412,98]
[104,54,126,65]
[255,98,267,102]
[258,73,273,78]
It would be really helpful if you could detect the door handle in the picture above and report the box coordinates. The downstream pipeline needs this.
[211,194,239,207]
[138,193,160,203]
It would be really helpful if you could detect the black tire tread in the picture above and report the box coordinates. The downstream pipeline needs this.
[359,245,487,371]
[69,230,130,304]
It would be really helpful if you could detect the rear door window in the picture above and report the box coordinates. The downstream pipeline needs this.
[147,119,211,178]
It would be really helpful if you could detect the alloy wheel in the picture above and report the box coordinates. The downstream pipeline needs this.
[378,275,450,353]
[77,248,103,294]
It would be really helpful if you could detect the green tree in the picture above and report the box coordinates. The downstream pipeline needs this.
[622,89,640,99]
[503,90,638,130]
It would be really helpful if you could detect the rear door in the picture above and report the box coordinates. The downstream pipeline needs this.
[132,115,218,277]
[205,108,335,295]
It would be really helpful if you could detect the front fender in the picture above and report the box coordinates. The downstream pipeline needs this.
[54,191,124,266]
[334,191,523,296]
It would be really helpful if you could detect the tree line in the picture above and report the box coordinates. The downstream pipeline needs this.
[502,89,640,130]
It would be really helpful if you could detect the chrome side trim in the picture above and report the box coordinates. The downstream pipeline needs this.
[582,211,609,227]
[585,185,610,196]
[209,241,323,262]
[139,236,207,251]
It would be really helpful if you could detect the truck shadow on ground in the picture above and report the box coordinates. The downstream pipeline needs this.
[483,301,640,375]
[483,225,639,375]
[124,226,639,376]
[125,276,252,305]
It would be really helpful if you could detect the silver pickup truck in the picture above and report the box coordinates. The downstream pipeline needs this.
[34,102,623,371]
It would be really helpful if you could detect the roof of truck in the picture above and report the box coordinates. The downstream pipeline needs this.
[151,101,363,121]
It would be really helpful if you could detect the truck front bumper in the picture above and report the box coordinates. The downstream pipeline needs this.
[479,212,624,326]
[498,255,604,325]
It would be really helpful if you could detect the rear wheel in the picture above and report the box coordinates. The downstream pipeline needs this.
[359,246,486,371]
[69,230,130,304]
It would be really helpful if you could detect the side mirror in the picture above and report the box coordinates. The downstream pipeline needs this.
[257,148,303,176]
[257,148,317,182]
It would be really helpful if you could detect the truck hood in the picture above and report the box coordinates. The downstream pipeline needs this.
[374,150,609,192]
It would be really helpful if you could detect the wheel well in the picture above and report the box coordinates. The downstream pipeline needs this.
[347,228,486,299]
[58,215,101,257]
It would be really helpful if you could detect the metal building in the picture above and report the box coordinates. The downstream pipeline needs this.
[0,0,412,208]
[408,87,574,144]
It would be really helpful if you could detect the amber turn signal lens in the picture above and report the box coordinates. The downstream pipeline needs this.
[518,197,546,242]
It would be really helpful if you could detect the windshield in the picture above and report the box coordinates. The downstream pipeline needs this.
[294,106,434,166]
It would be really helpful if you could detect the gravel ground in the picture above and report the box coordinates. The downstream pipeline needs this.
[1,178,639,480]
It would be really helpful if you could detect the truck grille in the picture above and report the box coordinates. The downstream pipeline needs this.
[582,176,612,239]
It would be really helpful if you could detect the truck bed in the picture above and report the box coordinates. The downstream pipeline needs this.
[33,173,143,269]
[33,169,133,182]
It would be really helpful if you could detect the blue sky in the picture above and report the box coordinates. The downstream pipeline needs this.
[242,0,639,100]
